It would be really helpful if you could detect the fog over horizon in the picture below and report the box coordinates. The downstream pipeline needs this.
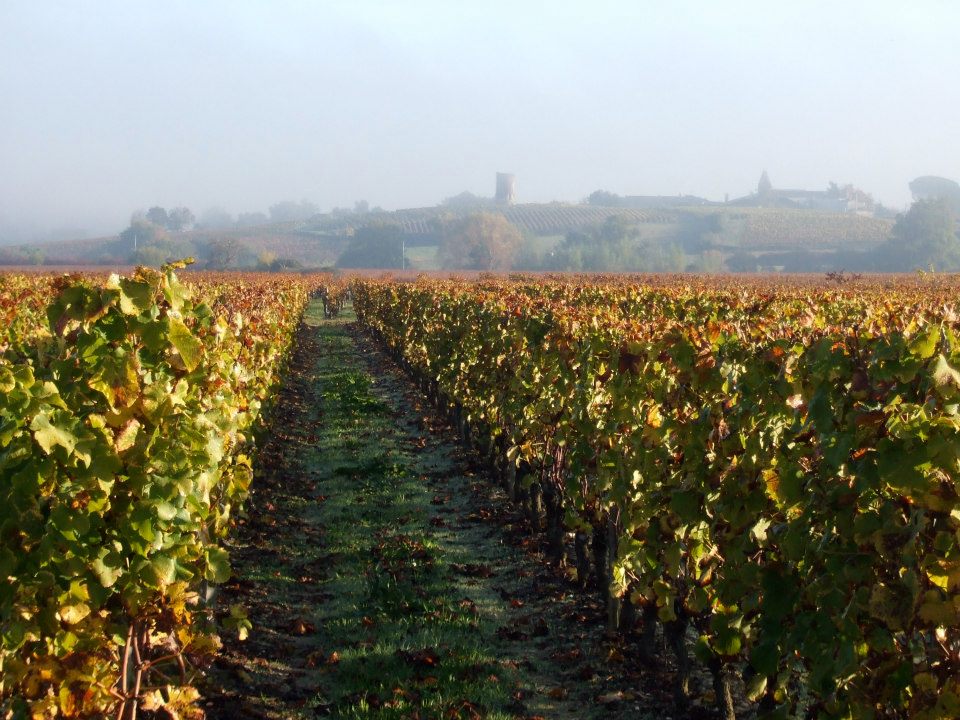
[1,1,958,244]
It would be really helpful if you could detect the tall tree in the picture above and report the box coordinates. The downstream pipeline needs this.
[236,211,269,227]
[198,206,233,229]
[909,176,960,213]
[167,207,195,232]
[438,213,522,271]
[206,238,239,269]
[587,189,621,206]
[337,223,404,268]
[876,198,960,270]
[268,200,318,222]
[119,218,168,248]
[145,206,169,227]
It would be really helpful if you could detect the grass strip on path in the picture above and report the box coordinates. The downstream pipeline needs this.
[205,300,689,719]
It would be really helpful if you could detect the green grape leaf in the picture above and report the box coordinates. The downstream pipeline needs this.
[168,317,203,372]
[92,548,123,588]
[931,354,960,397]
[149,555,177,587]
[204,546,231,584]
[909,325,939,359]
[155,501,177,522]
[119,278,154,315]
[59,603,91,625]
[31,412,77,455]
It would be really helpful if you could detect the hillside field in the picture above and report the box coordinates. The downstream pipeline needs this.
[1,204,894,271]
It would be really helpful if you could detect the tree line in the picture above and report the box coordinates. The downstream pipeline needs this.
[337,197,960,274]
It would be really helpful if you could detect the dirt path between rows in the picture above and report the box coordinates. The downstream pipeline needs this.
[202,300,715,719]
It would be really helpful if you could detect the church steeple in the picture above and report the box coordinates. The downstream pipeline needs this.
[758,170,773,196]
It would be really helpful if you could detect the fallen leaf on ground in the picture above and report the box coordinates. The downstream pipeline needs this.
[398,648,441,668]
[452,563,494,578]
[596,690,634,703]
[288,618,315,635]
[445,700,484,719]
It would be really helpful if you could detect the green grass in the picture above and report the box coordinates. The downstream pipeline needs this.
[210,301,647,720]
[291,304,527,718]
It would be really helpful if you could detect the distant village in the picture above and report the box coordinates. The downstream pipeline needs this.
[586,170,884,217]
[6,170,958,272]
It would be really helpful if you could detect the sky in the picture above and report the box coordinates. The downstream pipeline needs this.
[1,0,958,242]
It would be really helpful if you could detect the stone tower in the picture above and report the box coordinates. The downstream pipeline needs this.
[495,172,516,205]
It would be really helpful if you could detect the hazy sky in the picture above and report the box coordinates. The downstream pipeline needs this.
[1,1,958,241]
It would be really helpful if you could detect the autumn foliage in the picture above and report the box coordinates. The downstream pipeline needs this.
[0,266,321,718]
[354,274,960,719]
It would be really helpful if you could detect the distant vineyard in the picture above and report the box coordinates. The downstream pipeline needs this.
[498,204,665,233]
[334,205,892,249]
[361,204,660,236]
[352,204,894,250]
[726,208,894,250]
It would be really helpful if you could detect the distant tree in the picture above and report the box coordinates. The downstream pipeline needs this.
[438,213,522,271]
[146,206,169,227]
[198,207,234,229]
[119,218,168,249]
[685,249,725,272]
[543,215,685,272]
[269,200,318,223]
[587,190,621,206]
[909,176,960,214]
[441,191,491,210]
[254,251,301,271]
[598,214,633,243]
[133,245,171,267]
[236,211,269,227]
[876,198,960,270]
[337,223,404,268]
[26,247,44,265]
[140,206,194,232]
[0,245,45,265]
[353,199,370,214]
[269,257,303,271]
[166,207,195,232]
[874,202,900,219]
[909,176,960,201]
[128,231,197,266]
[256,251,277,269]
[758,170,773,196]
[726,251,760,272]
[206,238,239,269]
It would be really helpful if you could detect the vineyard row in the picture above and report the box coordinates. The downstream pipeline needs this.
[0,266,326,719]
[353,277,960,720]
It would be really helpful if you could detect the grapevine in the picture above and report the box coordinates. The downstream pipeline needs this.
[353,274,960,719]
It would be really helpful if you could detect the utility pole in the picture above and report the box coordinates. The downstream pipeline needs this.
[401,238,406,271]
